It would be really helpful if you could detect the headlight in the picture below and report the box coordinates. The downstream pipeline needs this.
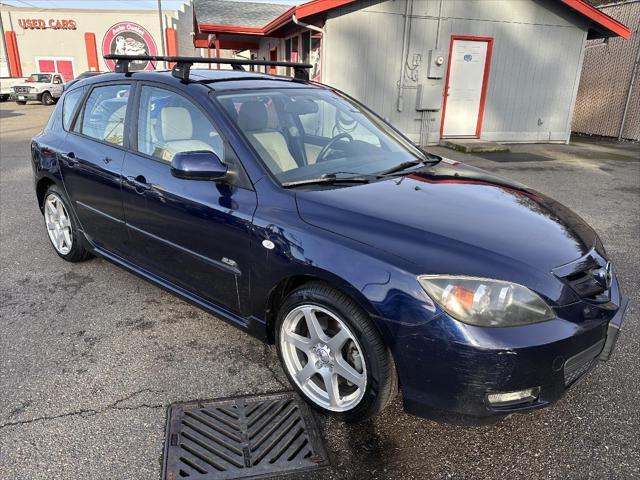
[418,275,555,327]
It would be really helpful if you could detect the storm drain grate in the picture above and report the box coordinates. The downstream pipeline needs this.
[162,392,329,480]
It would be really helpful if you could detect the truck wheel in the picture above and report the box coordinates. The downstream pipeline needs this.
[16,101,27,105]
[41,91,54,105]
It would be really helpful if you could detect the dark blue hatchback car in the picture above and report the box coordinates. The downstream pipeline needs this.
[31,56,628,423]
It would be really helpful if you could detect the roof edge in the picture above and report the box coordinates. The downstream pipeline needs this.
[196,0,631,40]
[559,0,631,39]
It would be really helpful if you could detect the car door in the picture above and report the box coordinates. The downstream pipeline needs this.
[60,82,132,255]
[121,83,257,315]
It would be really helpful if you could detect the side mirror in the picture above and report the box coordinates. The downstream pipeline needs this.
[171,151,228,181]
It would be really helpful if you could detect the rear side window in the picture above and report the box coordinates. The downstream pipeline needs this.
[62,88,83,131]
[136,85,224,163]
[76,84,130,146]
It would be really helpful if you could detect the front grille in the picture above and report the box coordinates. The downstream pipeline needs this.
[564,338,605,386]
[13,86,30,94]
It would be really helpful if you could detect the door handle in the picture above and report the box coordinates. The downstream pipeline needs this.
[61,151,77,166]
[126,175,152,192]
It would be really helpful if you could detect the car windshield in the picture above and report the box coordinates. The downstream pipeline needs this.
[27,74,52,83]
[215,88,425,185]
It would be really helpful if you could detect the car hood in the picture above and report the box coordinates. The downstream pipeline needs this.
[13,82,49,88]
[295,160,597,291]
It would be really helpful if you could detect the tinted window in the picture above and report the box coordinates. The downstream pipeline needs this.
[137,86,224,163]
[77,84,130,146]
[62,88,83,130]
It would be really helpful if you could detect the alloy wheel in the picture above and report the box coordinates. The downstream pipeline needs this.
[280,305,367,412]
[44,193,73,255]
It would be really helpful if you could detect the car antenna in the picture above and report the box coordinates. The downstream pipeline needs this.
[103,54,312,82]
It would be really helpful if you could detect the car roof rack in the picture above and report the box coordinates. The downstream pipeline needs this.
[103,54,313,81]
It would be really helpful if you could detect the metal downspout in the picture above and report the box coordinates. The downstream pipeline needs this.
[397,0,413,111]
[292,14,324,80]
[618,38,640,140]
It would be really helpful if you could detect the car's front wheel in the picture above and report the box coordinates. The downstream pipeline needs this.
[42,185,93,262]
[276,282,397,422]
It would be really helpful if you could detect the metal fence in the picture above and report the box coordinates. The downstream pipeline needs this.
[572,1,640,141]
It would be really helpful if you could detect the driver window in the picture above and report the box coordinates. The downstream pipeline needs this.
[137,86,224,163]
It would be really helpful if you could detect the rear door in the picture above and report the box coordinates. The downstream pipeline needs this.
[120,83,257,314]
[60,82,132,255]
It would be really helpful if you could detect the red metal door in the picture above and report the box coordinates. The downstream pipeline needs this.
[55,60,74,82]
[38,59,55,73]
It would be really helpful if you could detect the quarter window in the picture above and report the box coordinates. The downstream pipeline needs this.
[62,88,83,130]
[137,86,224,163]
[77,84,130,146]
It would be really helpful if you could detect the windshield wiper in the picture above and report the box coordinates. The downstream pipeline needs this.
[377,153,441,177]
[281,173,370,188]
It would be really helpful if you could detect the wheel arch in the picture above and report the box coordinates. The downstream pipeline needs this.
[264,271,382,344]
[36,176,56,212]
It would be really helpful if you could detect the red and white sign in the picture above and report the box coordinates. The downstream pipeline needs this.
[102,22,157,72]
[18,19,77,30]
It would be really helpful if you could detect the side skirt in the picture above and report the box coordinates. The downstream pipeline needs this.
[93,245,269,343]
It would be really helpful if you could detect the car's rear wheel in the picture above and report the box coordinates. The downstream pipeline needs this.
[41,91,54,105]
[43,185,93,262]
[276,282,397,422]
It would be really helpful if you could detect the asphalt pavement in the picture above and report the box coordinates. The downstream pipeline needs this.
[1,102,638,480]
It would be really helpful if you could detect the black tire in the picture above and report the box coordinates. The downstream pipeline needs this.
[41,91,54,105]
[275,281,397,423]
[16,100,26,105]
[42,184,93,262]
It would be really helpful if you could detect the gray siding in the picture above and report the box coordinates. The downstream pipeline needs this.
[323,0,589,144]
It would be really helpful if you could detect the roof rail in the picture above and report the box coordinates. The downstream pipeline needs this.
[103,54,313,81]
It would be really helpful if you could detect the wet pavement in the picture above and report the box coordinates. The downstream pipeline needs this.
[1,102,639,479]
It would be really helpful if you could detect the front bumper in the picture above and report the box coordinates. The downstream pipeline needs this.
[14,92,42,101]
[389,289,628,424]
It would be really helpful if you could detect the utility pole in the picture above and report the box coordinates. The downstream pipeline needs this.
[157,0,166,68]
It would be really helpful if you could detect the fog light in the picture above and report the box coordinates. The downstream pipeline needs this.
[487,387,540,407]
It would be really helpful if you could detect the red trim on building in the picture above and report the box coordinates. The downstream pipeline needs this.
[197,24,266,36]
[165,27,178,67]
[560,0,631,39]
[195,0,630,42]
[440,35,494,139]
[84,32,99,72]
[4,31,22,77]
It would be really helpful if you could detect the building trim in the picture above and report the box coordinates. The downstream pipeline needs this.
[4,31,22,77]
[84,32,99,72]
[559,0,631,39]
[195,0,630,40]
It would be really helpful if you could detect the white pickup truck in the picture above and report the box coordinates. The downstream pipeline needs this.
[11,73,65,105]
[0,77,26,101]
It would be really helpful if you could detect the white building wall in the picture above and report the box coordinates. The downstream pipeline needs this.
[323,0,590,144]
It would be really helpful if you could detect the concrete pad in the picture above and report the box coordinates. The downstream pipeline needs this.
[439,138,510,153]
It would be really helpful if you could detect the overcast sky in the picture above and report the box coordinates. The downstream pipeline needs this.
[0,0,302,9]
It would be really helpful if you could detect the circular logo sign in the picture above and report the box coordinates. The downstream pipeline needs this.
[463,54,473,62]
[102,22,157,72]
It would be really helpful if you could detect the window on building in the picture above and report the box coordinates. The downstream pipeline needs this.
[137,86,224,163]
[76,84,130,146]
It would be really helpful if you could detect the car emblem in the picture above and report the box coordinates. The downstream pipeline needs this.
[592,262,612,290]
